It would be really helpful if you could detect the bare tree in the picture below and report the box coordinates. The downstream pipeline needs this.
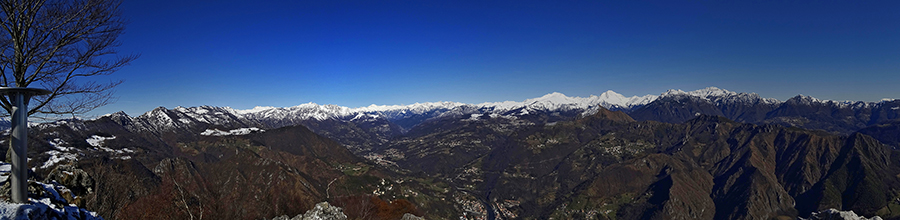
[0,0,136,117]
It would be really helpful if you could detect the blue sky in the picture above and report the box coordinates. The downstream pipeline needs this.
[90,0,900,116]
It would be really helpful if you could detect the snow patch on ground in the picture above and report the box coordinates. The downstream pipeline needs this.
[49,138,74,152]
[96,146,133,155]
[46,135,134,168]
[41,151,79,169]
[44,138,83,169]
[85,135,115,147]
[201,127,264,136]
[0,164,9,183]
[0,201,102,220]
[489,113,517,120]
[0,168,102,220]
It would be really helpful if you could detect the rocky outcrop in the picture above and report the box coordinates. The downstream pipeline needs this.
[270,202,347,220]
[0,162,102,220]
[45,164,94,204]
[0,200,102,220]
[400,213,425,220]
[802,208,883,220]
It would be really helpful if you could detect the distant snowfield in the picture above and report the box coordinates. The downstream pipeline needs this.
[201,127,265,136]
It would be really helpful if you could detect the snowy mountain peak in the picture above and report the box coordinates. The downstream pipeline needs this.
[233,106,277,114]
[599,90,624,99]
[657,87,784,104]
[470,91,659,113]
[787,94,825,105]
[691,87,737,97]
[528,92,573,104]
[101,111,130,118]
[226,90,662,123]
[783,95,879,109]
[596,90,658,108]
[355,101,466,113]
[662,87,736,98]
[110,86,888,135]
[597,90,635,107]
[148,106,168,113]
[140,106,171,117]
[234,102,361,122]
[625,94,660,107]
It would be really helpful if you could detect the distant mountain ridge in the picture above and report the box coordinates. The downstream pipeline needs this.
[221,86,891,122]
[59,87,897,153]
[219,89,659,127]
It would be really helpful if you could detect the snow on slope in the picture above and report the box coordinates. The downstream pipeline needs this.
[474,91,657,112]
[85,135,115,147]
[113,88,781,130]
[785,94,879,109]
[661,87,781,105]
[598,90,658,107]
[661,87,885,109]
[229,90,660,124]
[356,101,466,113]
[238,103,356,121]
[662,86,737,98]
[201,127,264,136]
[71,87,896,135]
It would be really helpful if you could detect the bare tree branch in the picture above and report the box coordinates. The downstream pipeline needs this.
[0,0,135,117]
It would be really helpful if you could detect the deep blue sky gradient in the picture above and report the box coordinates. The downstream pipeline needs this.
[91,0,900,116]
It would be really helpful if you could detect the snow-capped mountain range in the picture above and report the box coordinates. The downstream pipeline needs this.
[88,87,884,126]
[95,88,662,133]
[31,86,900,146]
[225,89,658,124]
[209,87,886,124]
[660,87,779,104]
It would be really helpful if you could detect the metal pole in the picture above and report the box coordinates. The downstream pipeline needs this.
[9,91,28,203]
[0,87,48,203]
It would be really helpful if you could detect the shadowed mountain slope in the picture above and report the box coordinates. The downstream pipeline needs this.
[379,106,900,219]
